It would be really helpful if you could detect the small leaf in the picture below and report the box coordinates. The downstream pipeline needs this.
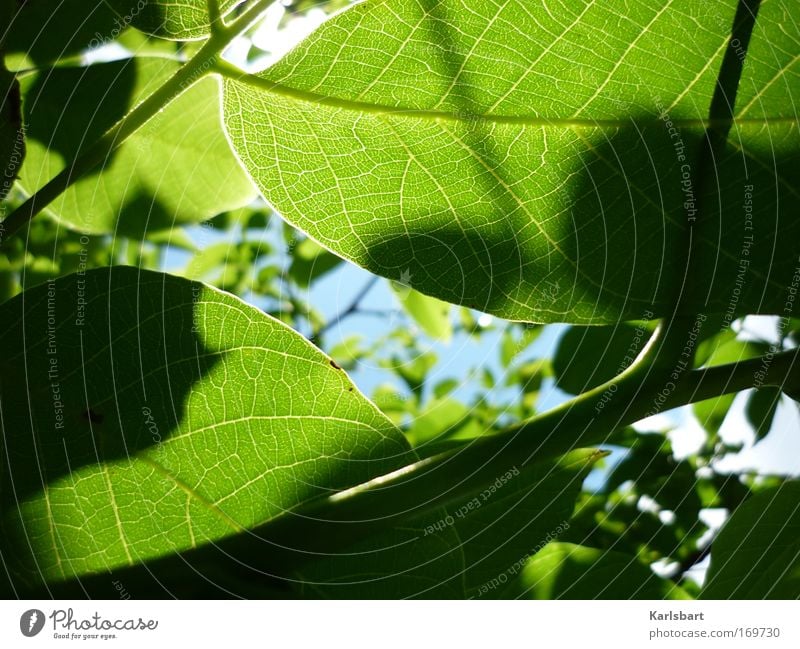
[432,378,459,399]
[745,387,782,441]
[693,394,736,438]
[5,1,139,65]
[693,337,765,438]
[521,543,690,599]
[181,241,238,281]
[603,433,701,531]
[500,326,542,368]
[405,396,473,446]
[327,335,368,371]
[391,279,453,342]
[288,238,343,288]
[383,351,437,395]
[553,324,650,394]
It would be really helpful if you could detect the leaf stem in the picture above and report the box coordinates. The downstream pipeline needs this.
[0,0,277,246]
[210,59,790,129]
[207,0,223,34]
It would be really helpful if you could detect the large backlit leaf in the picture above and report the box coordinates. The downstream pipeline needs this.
[18,58,255,236]
[222,0,799,324]
[702,482,800,599]
[0,267,410,587]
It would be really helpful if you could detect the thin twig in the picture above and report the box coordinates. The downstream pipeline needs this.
[314,275,379,338]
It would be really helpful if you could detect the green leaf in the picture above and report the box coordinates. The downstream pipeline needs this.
[372,383,411,424]
[694,328,737,368]
[327,335,369,372]
[553,324,650,394]
[499,326,542,368]
[391,280,452,342]
[0,267,411,587]
[693,336,764,437]
[521,543,690,599]
[115,26,186,57]
[405,396,478,446]
[702,482,800,598]
[18,58,255,236]
[0,57,23,202]
[181,241,238,280]
[296,449,602,598]
[288,238,343,288]
[432,377,459,399]
[745,387,782,441]
[565,492,692,566]
[693,394,735,439]
[383,350,437,395]
[222,0,799,324]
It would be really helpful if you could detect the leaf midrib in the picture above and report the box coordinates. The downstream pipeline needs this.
[217,62,796,129]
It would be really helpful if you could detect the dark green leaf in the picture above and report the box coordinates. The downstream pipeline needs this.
[702,482,800,598]
[745,387,782,441]
[5,1,140,64]
[5,0,245,63]
[553,324,650,394]
[693,336,765,438]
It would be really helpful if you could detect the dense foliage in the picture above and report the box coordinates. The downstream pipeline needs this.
[0,0,798,599]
